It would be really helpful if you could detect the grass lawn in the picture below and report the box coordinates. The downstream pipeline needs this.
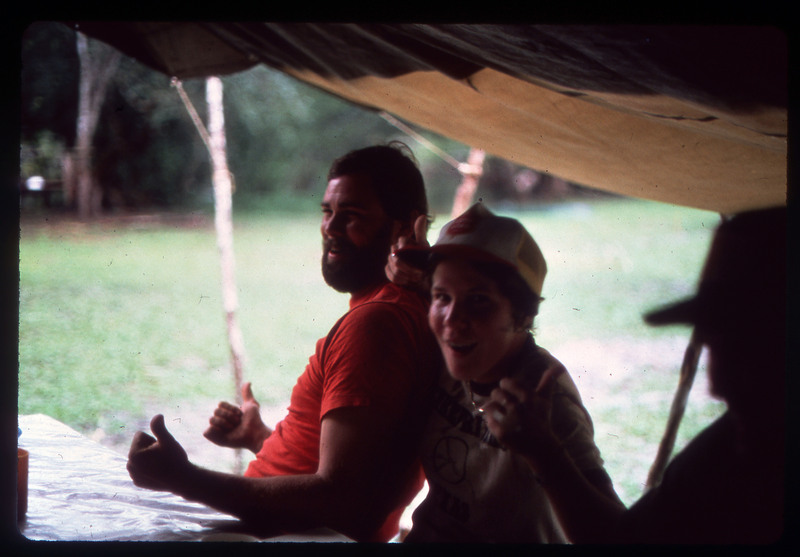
[18,195,726,505]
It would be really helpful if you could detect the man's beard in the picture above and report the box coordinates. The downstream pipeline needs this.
[321,224,393,293]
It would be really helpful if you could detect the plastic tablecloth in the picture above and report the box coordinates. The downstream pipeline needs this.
[16,414,352,542]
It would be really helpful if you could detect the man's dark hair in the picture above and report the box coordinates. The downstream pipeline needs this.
[328,141,429,223]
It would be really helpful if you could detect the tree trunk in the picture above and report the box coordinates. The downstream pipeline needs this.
[61,152,76,209]
[73,32,120,220]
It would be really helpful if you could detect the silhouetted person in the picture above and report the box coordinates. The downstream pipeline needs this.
[486,206,787,543]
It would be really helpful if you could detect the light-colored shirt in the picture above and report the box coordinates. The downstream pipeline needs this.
[407,336,607,543]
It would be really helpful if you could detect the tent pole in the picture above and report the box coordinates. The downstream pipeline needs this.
[644,329,702,491]
[450,148,485,219]
[175,77,248,473]
[206,76,247,407]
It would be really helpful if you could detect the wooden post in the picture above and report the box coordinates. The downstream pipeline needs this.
[206,77,247,474]
[645,330,702,490]
[174,77,248,472]
[206,77,247,406]
[176,78,247,465]
[451,148,486,219]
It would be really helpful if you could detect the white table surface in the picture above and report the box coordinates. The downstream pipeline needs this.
[16,414,352,543]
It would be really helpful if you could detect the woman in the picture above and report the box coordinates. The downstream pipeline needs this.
[393,203,623,542]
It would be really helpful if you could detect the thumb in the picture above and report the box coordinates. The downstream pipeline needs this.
[535,366,562,399]
[413,214,429,247]
[241,381,255,402]
[149,414,179,447]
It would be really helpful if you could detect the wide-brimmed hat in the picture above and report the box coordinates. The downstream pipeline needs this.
[644,206,787,326]
[397,203,547,297]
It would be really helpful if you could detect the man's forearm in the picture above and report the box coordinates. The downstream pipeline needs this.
[169,462,377,539]
[526,442,626,543]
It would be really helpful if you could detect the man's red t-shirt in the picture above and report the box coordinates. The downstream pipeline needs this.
[244,281,435,541]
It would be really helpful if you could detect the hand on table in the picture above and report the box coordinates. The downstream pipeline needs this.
[203,382,270,454]
[127,414,191,492]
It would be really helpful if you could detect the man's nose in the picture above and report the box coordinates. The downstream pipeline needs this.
[322,212,345,237]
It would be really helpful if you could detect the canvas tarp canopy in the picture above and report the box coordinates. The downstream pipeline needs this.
[70,22,787,215]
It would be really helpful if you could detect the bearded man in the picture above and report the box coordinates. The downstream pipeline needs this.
[126,143,438,542]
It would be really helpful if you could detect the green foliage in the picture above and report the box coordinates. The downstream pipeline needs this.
[93,76,214,208]
[20,22,79,144]
[19,23,475,213]
[19,130,67,179]
[221,65,469,204]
